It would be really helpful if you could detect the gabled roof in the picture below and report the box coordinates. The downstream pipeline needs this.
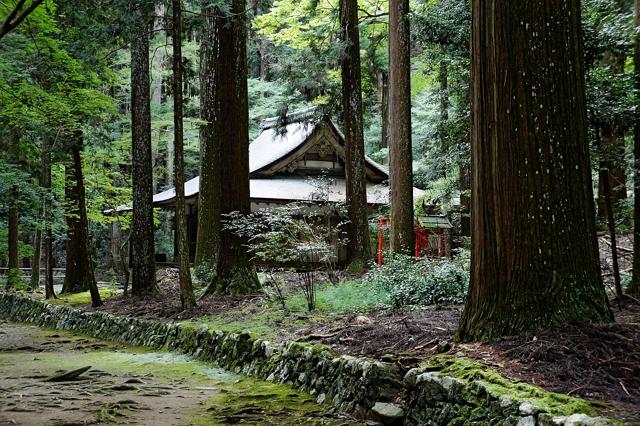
[249,113,388,180]
[148,110,420,209]
[249,121,316,174]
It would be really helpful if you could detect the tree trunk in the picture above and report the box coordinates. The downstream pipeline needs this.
[151,2,166,105]
[456,0,613,341]
[378,70,389,151]
[597,124,626,221]
[166,137,174,187]
[632,0,640,294]
[439,59,449,152]
[131,6,158,296]
[388,0,414,255]
[42,135,55,299]
[6,186,19,289]
[602,159,623,300]
[194,5,221,270]
[30,229,41,291]
[203,0,260,296]
[340,0,372,272]
[248,0,262,79]
[172,0,196,309]
[62,133,101,307]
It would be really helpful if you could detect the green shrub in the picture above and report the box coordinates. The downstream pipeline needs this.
[285,279,390,314]
[365,254,469,310]
[6,268,23,289]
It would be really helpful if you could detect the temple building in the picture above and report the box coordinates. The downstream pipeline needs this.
[136,109,452,263]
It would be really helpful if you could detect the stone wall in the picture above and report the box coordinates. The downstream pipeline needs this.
[0,292,615,425]
[403,369,611,426]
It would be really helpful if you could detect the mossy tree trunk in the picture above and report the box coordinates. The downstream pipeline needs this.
[130,5,158,297]
[194,5,221,271]
[172,0,196,309]
[6,186,19,289]
[456,0,613,341]
[388,0,414,255]
[631,0,640,295]
[340,0,372,272]
[42,134,55,299]
[30,229,41,291]
[62,133,101,307]
[203,0,260,296]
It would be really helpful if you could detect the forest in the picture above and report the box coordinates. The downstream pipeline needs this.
[0,0,639,425]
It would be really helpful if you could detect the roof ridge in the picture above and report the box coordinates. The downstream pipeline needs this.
[259,106,321,130]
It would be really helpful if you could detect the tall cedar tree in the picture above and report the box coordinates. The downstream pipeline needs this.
[631,0,640,294]
[130,4,158,296]
[42,135,55,299]
[438,60,449,151]
[195,6,221,270]
[172,0,196,309]
[203,0,260,295]
[30,226,42,290]
[340,0,372,271]
[388,0,414,254]
[601,154,623,299]
[6,186,19,289]
[456,0,613,341]
[61,133,101,307]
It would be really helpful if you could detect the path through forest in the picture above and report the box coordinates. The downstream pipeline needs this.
[0,322,354,425]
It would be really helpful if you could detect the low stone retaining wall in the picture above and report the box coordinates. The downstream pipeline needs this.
[0,292,615,425]
[403,369,611,426]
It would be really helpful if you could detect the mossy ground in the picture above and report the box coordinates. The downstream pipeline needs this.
[192,378,356,425]
[423,355,604,416]
[187,279,389,341]
[42,287,120,306]
[0,322,356,425]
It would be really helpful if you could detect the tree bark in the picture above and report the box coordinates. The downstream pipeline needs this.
[602,159,623,300]
[131,6,158,296]
[0,0,44,42]
[439,59,449,152]
[194,5,221,270]
[42,135,55,299]
[340,0,372,271]
[388,0,414,255]
[172,0,196,309]
[62,133,101,307]
[632,0,640,294]
[379,70,389,151]
[30,229,41,291]
[6,186,19,289]
[597,124,626,221]
[203,0,260,296]
[456,0,613,341]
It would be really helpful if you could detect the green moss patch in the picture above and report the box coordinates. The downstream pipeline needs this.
[187,305,338,342]
[47,288,120,306]
[424,355,604,416]
[192,377,357,425]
